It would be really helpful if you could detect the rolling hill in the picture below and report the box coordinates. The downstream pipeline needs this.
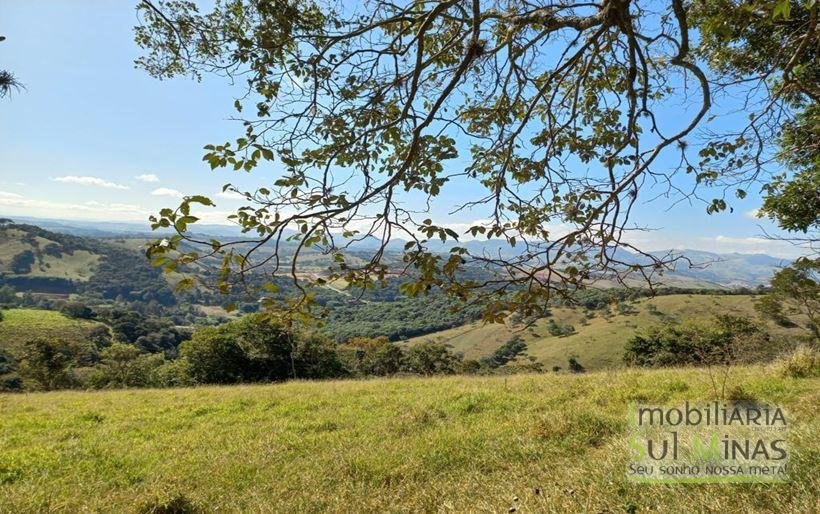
[406,294,804,371]
[1,217,790,290]
[0,225,100,283]
[0,309,108,354]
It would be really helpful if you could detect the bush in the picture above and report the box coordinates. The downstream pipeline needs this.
[547,319,576,337]
[59,301,94,320]
[87,343,167,388]
[182,314,329,383]
[10,250,35,274]
[773,346,820,378]
[338,337,404,377]
[568,356,585,373]
[17,338,78,390]
[292,334,345,379]
[0,347,21,392]
[624,315,768,368]
[150,359,196,388]
[404,341,462,375]
[480,335,528,369]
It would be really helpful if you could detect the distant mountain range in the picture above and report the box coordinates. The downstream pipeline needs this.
[0,216,789,288]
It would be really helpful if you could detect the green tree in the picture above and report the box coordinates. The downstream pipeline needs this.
[624,314,771,367]
[292,333,345,379]
[0,346,22,392]
[0,285,16,305]
[181,314,296,383]
[18,338,77,390]
[10,250,35,274]
[755,258,820,341]
[404,341,462,375]
[339,337,405,376]
[568,356,586,373]
[481,335,528,369]
[135,0,817,317]
[89,343,166,388]
[59,301,94,320]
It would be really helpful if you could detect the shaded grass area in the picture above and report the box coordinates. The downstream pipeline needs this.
[0,367,817,512]
[0,309,105,354]
[408,295,802,370]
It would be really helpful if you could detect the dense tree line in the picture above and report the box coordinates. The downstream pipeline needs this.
[1,308,566,392]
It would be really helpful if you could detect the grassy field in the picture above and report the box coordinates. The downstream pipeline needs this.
[0,309,105,353]
[407,294,802,371]
[0,366,817,512]
[0,228,99,282]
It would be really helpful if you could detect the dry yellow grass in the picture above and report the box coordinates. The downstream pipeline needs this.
[407,295,802,370]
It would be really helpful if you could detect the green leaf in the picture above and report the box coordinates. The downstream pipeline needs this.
[772,0,790,19]
[187,195,214,206]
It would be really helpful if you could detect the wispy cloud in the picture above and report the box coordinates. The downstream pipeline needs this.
[135,173,160,183]
[53,175,129,190]
[216,190,246,200]
[0,191,148,219]
[151,187,183,198]
[744,209,761,219]
[0,190,236,226]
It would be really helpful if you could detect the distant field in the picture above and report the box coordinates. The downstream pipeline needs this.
[0,367,816,512]
[0,228,100,282]
[0,309,105,353]
[407,294,803,370]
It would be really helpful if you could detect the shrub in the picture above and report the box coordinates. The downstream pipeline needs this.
[17,338,78,390]
[10,250,35,274]
[0,347,21,392]
[404,341,462,375]
[87,343,166,388]
[568,356,585,373]
[59,301,94,320]
[773,346,820,378]
[338,337,404,377]
[547,319,576,337]
[182,314,336,383]
[480,335,528,369]
[624,315,768,368]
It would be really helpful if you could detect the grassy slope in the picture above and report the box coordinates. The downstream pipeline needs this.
[0,367,817,512]
[407,295,802,370]
[0,309,104,354]
[0,228,99,282]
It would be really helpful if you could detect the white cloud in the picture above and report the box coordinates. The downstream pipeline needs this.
[216,190,246,200]
[151,187,184,198]
[0,192,149,220]
[136,173,160,183]
[0,190,238,226]
[744,209,760,219]
[53,175,129,190]
[625,230,807,259]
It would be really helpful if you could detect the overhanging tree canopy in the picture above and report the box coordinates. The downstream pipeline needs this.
[135,0,818,318]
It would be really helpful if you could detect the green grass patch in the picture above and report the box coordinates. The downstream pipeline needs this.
[0,309,105,354]
[0,366,816,512]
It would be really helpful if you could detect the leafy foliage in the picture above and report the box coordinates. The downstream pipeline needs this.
[10,251,35,274]
[623,314,770,367]
[17,338,78,391]
[755,257,820,340]
[133,0,818,318]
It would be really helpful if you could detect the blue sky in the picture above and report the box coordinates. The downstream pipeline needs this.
[0,1,804,257]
